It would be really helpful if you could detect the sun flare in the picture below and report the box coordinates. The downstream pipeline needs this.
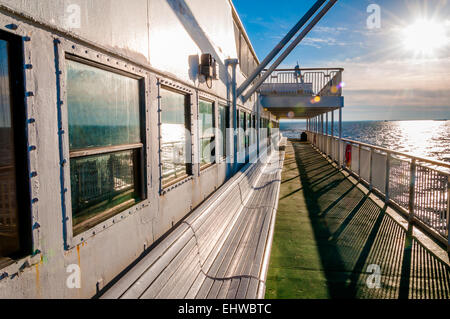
[402,19,448,56]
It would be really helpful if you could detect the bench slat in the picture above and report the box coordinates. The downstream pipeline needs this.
[100,149,284,300]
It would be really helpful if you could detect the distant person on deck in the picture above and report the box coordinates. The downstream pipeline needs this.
[294,62,304,84]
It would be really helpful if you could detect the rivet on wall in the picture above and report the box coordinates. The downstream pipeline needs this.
[6,24,18,30]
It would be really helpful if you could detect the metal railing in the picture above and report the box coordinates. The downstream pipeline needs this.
[308,131,450,250]
[261,68,343,96]
[161,141,188,184]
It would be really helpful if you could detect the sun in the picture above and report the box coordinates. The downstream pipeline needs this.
[402,19,448,56]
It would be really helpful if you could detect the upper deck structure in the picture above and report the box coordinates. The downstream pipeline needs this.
[259,67,344,119]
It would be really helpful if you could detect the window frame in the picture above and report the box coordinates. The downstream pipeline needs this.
[158,82,194,191]
[0,30,33,267]
[198,97,216,170]
[56,40,151,249]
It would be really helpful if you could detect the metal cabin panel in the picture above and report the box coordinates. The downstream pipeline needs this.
[0,0,150,65]
[0,0,275,299]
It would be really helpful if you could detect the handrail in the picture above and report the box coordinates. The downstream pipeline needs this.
[323,134,450,170]
[262,68,343,96]
[263,67,344,72]
[307,130,450,250]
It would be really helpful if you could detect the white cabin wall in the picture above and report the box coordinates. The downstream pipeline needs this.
[0,0,151,64]
[0,0,268,298]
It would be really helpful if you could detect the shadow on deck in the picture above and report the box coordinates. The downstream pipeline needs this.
[266,141,450,299]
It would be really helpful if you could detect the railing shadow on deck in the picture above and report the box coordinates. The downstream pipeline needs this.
[290,142,449,299]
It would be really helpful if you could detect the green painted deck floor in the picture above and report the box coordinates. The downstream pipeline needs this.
[266,141,450,299]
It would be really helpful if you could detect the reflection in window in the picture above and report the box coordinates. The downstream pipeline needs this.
[218,104,228,158]
[67,60,140,149]
[160,88,191,186]
[199,100,215,167]
[66,57,144,236]
[0,39,20,262]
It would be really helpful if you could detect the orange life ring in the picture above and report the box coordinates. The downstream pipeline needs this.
[345,144,352,167]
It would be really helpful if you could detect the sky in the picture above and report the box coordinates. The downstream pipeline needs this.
[233,0,450,121]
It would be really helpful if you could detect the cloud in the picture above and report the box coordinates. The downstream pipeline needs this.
[303,37,348,48]
[321,46,450,108]
[312,26,348,34]
[345,88,450,107]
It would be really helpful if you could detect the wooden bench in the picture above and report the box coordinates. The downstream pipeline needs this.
[100,143,286,299]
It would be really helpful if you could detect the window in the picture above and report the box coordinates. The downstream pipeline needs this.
[239,111,245,152]
[198,99,215,167]
[233,21,241,60]
[240,34,249,76]
[252,115,256,145]
[66,57,144,236]
[246,113,251,149]
[234,18,259,78]
[0,32,31,266]
[160,87,191,187]
[218,104,229,159]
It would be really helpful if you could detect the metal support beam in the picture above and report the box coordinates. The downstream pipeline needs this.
[318,116,320,134]
[369,148,373,190]
[338,107,342,167]
[331,110,335,161]
[447,176,450,252]
[358,143,361,180]
[321,114,324,151]
[241,0,338,102]
[236,0,327,97]
[326,112,329,155]
[331,110,334,137]
[385,152,391,203]
[256,96,261,158]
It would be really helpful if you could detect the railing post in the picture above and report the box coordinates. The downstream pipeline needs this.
[338,107,342,168]
[385,152,391,203]
[369,148,373,191]
[358,144,361,181]
[321,114,324,152]
[447,175,450,252]
[408,159,416,224]
[325,112,328,155]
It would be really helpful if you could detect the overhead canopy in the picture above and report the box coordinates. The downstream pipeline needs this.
[260,96,343,119]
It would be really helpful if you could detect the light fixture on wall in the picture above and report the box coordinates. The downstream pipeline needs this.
[200,53,217,89]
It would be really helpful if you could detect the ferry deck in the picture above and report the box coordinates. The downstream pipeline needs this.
[0,0,448,299]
